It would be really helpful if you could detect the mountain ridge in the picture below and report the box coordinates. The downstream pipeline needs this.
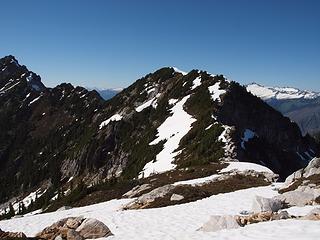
[247,82,320,100]
[0,55,319,216]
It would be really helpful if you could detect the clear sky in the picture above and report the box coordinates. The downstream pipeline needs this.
[1,0,319,91]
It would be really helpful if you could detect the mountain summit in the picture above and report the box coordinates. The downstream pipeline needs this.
[0,56,319,212]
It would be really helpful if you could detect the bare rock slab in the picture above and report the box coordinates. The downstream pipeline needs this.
[199,215,241,232]
[251,195,283,213]
[76,218,113,239]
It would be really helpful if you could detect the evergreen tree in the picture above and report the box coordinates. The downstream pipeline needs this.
[8,202,15,217]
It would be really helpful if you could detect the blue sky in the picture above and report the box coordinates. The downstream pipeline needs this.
[0,0,319,90]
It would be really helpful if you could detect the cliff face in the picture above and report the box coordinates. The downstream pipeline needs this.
[0,56,318,205]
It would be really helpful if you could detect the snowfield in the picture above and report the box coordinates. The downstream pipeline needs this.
[139,95,196,178]
[220,161,274,174]
[0,185,319,240]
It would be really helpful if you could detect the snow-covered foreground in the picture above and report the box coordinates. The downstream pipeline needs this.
[1,185,319,240]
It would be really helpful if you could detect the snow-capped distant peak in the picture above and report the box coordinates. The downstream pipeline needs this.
[246,83,320,100]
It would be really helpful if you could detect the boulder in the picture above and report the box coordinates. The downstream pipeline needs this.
[199,215,241,232]
[237,211,273,225]
[239,210,254,215]
[271,211,290,220]
[66,217,84,229]
[36,218,70,240]
[76,218,113,239]
[281,158,320,190]
[57,206,73,211]
[237,211,292,225]
[55,235,63,240]
[170,194,184,201]
[308,208,320,215]
[123,184,151,198]
[275,190,315,207]
[251,195,283,213]
[124,185,175,209]
[303,158,320,178]
[284,169,303,187]
[67,229,84,240]
[36,217,113,240]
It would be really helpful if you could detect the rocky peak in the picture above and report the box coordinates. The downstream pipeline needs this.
[0,56,46,102]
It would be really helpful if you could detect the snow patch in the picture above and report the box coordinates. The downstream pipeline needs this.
[191,76,201,90]
[28,96,42,106]
[205,124,213,130]
[139,95,196,178]
[220,161,274,174]
[208,81,226,102]
[136,97,157,112]
[168,99,178,105]
[173,174,220,186]
[99,114,123,129]
[172,67,187,75]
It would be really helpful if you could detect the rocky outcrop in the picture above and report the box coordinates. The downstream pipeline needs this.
[0,229,27,240]
[251,196,283,213]
[284,158,320,186]
[199,209,320,233]
[123,185,175,209]
[237,211,292,226]
[300,157,320,178]
[275,189,316,207]
[122,184,151,198]
[36,217,112,240]
[76,218,113,239]
[277,157,320,206]
[170,194,184,201]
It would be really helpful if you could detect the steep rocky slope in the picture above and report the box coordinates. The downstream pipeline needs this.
[0,56,318,216]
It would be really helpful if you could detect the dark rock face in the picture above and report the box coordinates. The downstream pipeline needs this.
[0,55,318,208]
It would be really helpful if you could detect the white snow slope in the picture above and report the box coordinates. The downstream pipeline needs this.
[139,95,196,178]
[0,185,319,240]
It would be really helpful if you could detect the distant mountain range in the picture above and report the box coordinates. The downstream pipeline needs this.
[247,83,320,136]
[87,88,122,100]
